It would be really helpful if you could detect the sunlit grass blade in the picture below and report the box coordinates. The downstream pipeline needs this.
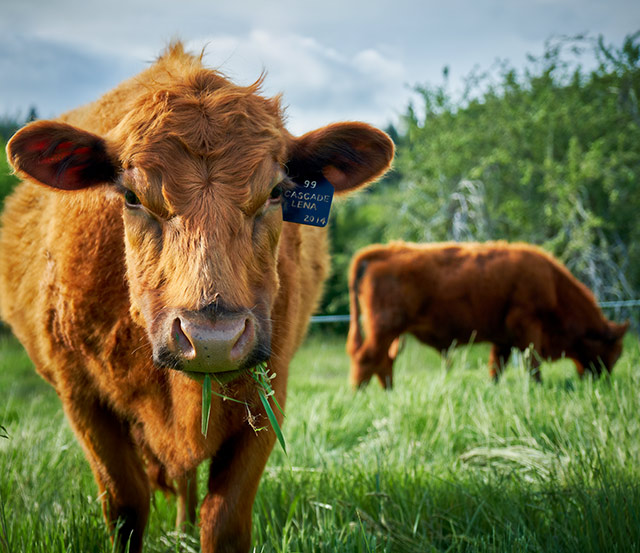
[201,373,212,437]
[251,362,287,453]
[268,391,285,417]
[258,389,286,454]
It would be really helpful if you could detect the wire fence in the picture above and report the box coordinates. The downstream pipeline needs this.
[599,299,640,308]
[310,299,640,324]
[309,314,352,323]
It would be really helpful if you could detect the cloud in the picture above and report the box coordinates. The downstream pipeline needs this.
[0,33,143,118]
[2,0,638,133]
[188,30,410,134]
[0,27,410,133]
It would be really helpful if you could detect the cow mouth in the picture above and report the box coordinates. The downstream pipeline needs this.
[153,342,271,382]
[183,367,249,384]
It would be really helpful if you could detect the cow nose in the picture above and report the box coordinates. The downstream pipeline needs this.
[170,313,256,373]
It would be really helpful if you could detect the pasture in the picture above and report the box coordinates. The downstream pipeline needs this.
[1,328,639,552]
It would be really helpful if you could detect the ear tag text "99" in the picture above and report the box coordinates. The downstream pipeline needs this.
[281,174,334,228]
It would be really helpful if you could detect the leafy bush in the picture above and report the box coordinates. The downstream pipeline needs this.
[0,109,36,209]
[0,138,19,210]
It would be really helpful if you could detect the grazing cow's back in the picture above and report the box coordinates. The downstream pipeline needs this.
[0,43,393,552]
[347,241,628,388]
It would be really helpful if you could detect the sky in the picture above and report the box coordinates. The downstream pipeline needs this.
[1,0,638,135]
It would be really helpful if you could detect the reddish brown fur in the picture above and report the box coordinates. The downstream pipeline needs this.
[0,43,393,552]
[347,241,628,388]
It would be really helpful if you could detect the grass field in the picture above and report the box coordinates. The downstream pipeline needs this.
[1,329,639,552]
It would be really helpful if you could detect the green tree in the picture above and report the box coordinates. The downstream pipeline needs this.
[0,138,19,210]
[0,109,38,209]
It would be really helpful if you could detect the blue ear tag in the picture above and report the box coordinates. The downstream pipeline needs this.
[282,174,334,228]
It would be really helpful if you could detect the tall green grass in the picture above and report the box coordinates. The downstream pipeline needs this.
[1,331,639,552]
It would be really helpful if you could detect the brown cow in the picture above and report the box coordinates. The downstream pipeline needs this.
[0,43,393,552]
[347,241,628,388]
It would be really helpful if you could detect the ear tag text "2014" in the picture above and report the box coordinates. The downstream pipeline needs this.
[282,174,334,228]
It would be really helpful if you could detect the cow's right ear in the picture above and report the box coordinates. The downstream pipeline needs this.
[286,122,394,196]
[6,120,119,191]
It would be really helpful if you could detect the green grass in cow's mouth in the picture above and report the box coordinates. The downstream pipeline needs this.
[200,363,286,453]
[250,362,286,454]
[201,374,213,436]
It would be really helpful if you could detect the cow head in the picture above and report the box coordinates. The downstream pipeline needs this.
[6,69,393,381]
[578,320,629,376]
[350,340,398,390]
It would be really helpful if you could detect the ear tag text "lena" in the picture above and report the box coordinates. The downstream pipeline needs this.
[282,174,334,228]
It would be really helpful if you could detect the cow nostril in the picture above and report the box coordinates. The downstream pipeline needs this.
[230,317,255,361]
[172,318,196,360]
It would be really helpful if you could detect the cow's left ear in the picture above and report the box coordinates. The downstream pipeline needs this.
[6,120,119,191]
[286,122,394,195]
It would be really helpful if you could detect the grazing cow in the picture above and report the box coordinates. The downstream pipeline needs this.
[0,43,393,552]
[347,241,628,388]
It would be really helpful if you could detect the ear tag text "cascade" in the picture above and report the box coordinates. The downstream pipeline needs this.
[282,174,334,228]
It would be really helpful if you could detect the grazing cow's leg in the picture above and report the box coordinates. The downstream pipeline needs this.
[440,349,450,370]
[521,323,544,383]
[375,361,394,390]
[387,336,405,360]
[176,469,198,529]
[529,353,543,383]
[200,425,273,552]
[573,359,586,378]
[506,310,545,383]
[351,335,396,389]
[440,347,455,371]
[488,344,512,382]
[63,394,150,553]
[363,336,396,389]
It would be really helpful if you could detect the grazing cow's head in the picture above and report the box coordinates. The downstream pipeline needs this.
[578,320,629,376]
[7,63,393,381]
[350,339,398,390]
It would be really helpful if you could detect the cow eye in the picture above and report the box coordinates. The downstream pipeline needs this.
[267,184,284,205]
[124,189,141,207]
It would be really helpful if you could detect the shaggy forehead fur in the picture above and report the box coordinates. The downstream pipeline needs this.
[104,45,291,312]
[113,50,287,219]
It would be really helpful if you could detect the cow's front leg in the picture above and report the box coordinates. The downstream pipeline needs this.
[176,468,198,529]
[573,359,586,378]
[507,310,545,383]
[200,417,275,552]
[489,344,512,382]
[62,391,150,553]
